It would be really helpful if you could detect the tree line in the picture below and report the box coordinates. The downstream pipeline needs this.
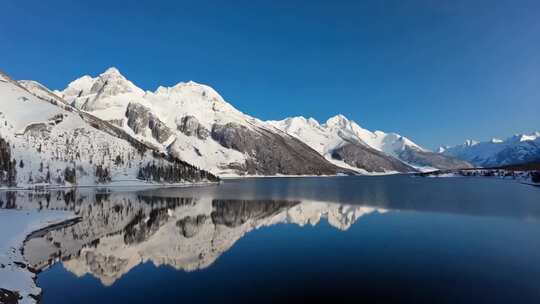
[137,152,219,183]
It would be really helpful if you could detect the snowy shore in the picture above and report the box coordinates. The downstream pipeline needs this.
[0,180,219,304]
[0,209,75,304]
[0,179,220,192]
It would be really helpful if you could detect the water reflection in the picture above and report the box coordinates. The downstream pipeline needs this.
[1,175,539,288]
[17,190,383,286]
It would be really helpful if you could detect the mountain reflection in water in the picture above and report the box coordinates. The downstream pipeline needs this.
[17,190,383,286]
[3,176,540,304]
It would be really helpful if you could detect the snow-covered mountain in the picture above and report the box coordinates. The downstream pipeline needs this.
[440,132,540,167]
[56,67,472,174]
[55,68,346,176]
[7,67,472,177]
[268,115,471,171]
[0,70,218,188]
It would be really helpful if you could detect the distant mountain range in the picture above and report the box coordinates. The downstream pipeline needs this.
[268,115,472,172]
[439,133,540,167]
[3,66,536,187]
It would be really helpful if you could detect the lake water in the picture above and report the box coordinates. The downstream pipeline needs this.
[5,176,540,303]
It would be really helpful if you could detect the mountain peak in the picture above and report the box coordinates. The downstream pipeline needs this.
[155,81,227,105]
[71,74,94,83]
[325,114,350,127]
[101,67,122,77]
[285,116,307,123]
[464,139,479,147]
[504,132,540,143]
[61,75,96,98]
[517,134,538,142]
[437,146,448,153]
[59,67,144,110]
[307,117,320,126]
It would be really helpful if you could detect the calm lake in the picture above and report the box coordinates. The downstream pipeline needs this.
[6,176,540,303]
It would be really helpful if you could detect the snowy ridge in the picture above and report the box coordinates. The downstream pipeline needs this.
[18,80,70,107]
[56,68,346,176]
[10,67,473,176]
[57,67,470,174]
[59,68,255,132]
[268,114,424,158]
[440,132,540,167]
[268,115,470,171]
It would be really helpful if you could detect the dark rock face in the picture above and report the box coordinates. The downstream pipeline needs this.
[148,118,171,144]
[331,143,415,173]
[176,215,207,238]
[211,199,299,228]
[176,116,209,139]
[125,103,149,135]
[398,147,473,170]
[211,123,255,152]
[125,102,172,143]
[210,123,346,175]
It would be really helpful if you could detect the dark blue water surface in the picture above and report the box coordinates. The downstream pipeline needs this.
[23,176,540,303]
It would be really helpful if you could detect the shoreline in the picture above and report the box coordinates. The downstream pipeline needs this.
[0,209,77,304]
[415,168,540,188]
[219,172,404,179]
[0,180,221,192]
[0,174,412,191]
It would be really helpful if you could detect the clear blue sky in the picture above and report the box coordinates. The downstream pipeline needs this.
[1,0,539,149]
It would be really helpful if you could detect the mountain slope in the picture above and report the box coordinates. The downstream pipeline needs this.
[56,68,348,176]
[0,70,218,188]
[268,115,471,172]
[397,146,472,170]
[440,133,540,167]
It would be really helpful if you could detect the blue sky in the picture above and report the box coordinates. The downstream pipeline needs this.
[1,0,539,148]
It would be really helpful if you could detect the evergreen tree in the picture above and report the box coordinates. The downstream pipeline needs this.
[135,155,219,183]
